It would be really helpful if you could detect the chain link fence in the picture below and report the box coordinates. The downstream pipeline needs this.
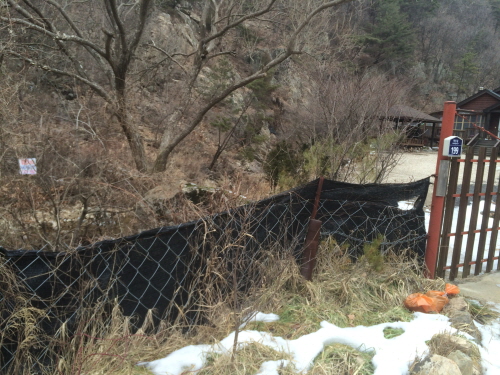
[0,178,429,373]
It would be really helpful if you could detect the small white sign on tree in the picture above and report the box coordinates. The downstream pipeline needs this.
[19,158,37,175]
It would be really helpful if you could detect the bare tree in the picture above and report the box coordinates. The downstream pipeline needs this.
[1,0,151,170]
[208,97,252,171]
[307,65,412,184]
[0,0,357,173]
[150,0,360,172]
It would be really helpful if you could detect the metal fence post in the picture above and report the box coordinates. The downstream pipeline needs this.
[425,101,456,278]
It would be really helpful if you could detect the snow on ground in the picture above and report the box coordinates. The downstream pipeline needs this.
[139,310,500,375]
[477,319,500,374]
[476,302,500,373]
[239,312,280,329]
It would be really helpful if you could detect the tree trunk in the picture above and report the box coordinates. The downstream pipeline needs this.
[115,80,148,172]
[209,146,224,171]
[152,142,175,173]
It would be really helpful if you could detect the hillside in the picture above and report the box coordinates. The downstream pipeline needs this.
[1,0,500,250]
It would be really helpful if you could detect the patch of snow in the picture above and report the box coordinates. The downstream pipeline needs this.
[398,201,414,210]
[476,319,500,374]
[137,344,211,375]
[256,360,290,375]
[138,312,497,375]
[239,312,280,329]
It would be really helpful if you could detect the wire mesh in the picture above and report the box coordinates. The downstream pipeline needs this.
[0,178,429,373]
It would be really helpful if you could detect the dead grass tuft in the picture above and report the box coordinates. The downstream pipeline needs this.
[198,343,295,375]
[310,343,375,375]
[466,299,500,325]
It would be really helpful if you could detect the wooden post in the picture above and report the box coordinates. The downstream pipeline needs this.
[301,177,324,281]
[301,219,322,281]
[425,101,456,278]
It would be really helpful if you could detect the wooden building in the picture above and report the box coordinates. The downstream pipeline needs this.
[454,87,500,143]
[384,105,442,148]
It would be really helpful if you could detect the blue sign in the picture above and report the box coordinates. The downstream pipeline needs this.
[443,136,463,157]
[449,137,462,156]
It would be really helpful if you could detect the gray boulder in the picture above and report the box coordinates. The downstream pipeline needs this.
[415,354,461,375]
[448,350,473,375]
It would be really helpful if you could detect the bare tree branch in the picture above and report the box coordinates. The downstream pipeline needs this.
[45,0,84,37]
[129,0,152,53]
[45,0,109,72]
[147,42,188,75]
[21,0,91,80]
[6,0,44,27]
[206,50,236,60]
[1,15,108,58]
[288,0,354,53]
[106,0,128,53]
[203,0,278,46]
[5,50,112,102]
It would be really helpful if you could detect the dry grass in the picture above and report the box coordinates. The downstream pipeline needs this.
[310,343,375,375]
[426,332,480,358]
[466,299,500,325]
[197,343,296,375]
[1,237,463,375]
[183,242,439,375]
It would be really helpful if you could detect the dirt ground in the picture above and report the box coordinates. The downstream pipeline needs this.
[454,271,500,304]
[385,150,439,184]
[385,149,438,208]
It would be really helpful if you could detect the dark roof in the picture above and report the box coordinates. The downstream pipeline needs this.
[484,101,500,113]
[457,89,500,108]
[384,105,441,123]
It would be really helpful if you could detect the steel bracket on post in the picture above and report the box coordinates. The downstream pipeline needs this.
[436,160,450,197]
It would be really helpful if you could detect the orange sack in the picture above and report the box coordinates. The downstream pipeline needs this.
[445,283,460,295]
[425,291,449,312]
[426,290,446,297]
[404,293,437,313]
[404,291,450,313]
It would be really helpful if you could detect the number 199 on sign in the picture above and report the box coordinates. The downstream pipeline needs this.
[443,136,463,157]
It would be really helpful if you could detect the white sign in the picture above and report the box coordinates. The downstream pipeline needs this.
[19,158,37,175]
[442,136,463,157]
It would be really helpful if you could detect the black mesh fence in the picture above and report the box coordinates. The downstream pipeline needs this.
[0,178,429,373]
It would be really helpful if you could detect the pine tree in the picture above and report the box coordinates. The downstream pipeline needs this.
[489,0,500,32]
[400,0,439,24]
[452,51,480,98]
[362,0,416,73]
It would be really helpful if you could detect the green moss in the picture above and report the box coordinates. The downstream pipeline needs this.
[383,327,405,339]
[362,235,385,272]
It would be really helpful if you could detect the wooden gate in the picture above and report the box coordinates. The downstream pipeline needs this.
[435,146,500,280]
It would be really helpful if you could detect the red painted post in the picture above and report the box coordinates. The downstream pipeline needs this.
[425,101,456,278]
